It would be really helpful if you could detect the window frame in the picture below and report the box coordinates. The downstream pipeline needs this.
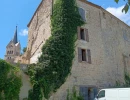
[78,48,92,63]
[78,27,89,42]
[81,49,86,61]
[80,28,85,40]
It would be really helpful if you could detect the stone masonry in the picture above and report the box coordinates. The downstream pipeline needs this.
[22,0,130,99]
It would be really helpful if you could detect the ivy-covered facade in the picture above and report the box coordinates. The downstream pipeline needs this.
[24,0,130,100]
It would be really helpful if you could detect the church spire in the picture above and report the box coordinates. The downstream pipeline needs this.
[13,26,18,44]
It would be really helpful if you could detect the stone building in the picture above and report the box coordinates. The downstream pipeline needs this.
[4,26,21,63]
[22,0,130,99]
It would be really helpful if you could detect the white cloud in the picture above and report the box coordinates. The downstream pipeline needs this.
[106,5,130,26]
[19,29,28,36]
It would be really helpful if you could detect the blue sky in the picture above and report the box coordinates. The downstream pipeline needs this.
[0,0,130,59]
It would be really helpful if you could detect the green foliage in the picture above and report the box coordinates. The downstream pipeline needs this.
[28,84,42,100]
[124,72,130,87]
[27,64,37,84]
[23,47,27,53]
[66,87,83,100]
[0,59,22,100]
[28,0,84,99]
[114,72,130,87]
[114,0,130,13]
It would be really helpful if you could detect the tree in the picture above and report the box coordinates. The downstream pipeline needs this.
[23,47,27,53]
[115,0,130,13]
[0,59,22,100]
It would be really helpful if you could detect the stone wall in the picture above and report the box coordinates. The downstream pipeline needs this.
[24,0,130,99]
[26,0,52,64]
[5,41,21,63]
[48,0,130,99]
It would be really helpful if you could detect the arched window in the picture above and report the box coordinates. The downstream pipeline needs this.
[78,7,86,21]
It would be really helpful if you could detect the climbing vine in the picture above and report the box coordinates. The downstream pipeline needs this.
[115,71,130,88]
[0,59,22,100]
[28,0,84,99]
[66,87,83,100]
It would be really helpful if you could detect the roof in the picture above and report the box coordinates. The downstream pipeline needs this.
[6,40,13,48]
[15,42,20,46]
[12,26,18,44]
[27,0,130,28]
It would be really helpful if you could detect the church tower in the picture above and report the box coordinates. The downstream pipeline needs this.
[4,26,21,63]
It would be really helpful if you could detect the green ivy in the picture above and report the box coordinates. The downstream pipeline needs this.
[0,59,22,100]
[28,0,84,99]
[114,71,130,88]
[67,87,83,100]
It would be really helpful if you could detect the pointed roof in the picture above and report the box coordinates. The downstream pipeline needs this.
[13,26,18,44]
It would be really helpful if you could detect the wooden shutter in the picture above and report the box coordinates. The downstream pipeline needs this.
[78,8,86,21]
[85,29,89,42]
[78,47,82,62]
[94,88,98,98]
[87,49,91,64]
[80,87,88,100]
[77,27,80,40]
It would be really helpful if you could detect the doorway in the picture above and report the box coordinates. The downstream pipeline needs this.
[79,86,98,100]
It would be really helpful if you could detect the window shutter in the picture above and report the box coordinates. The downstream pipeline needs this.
[79,87,88,100]
[77,27,80,40]
[78,8,86,21]
[94,88,98,98]
[78,47,82,62]
[85,29,89,42]
[87,49,91,64]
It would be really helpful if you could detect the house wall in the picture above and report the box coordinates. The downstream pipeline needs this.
[26,0,52,64]
[19,71,32,100]
[24,0,130,100]
[49,0,130,100]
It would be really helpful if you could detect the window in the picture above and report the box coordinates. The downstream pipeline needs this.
[78,48,86,62]
[98,90,105,98]
[78,7,86,21]
[80,28,85,40]
[78,48,92,63]
[78,27,89,42]
[82,49,86,61]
